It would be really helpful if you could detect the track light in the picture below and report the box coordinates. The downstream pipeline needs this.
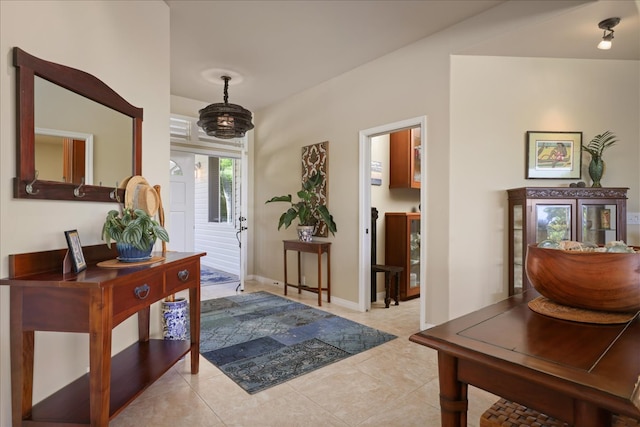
[597,17,621,50]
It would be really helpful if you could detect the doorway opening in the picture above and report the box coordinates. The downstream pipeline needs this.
[359,116,428,330]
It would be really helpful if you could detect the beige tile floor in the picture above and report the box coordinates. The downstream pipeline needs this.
[111,280,498,427]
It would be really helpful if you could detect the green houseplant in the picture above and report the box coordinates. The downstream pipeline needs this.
[582,130,618,188]
[102,207,170,260]
[265,173,337,241]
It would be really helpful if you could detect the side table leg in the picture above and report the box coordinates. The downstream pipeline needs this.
[283,248,288,296]
[297,251,302,294]
[89,288,113,427]
[326,246,331,303]
[10,288,33,427]
[317,249,322,306]
[437,352,467,427]
[189,284,201,374]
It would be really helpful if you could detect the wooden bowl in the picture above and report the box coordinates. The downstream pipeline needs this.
[525,244,640,313]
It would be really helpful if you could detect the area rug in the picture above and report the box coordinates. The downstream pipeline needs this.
[200,291,397,394]
[201,265,239,286]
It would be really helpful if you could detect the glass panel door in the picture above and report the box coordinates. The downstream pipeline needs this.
[581,203,617,245]
[409,217,420,291]
[536,204,572,242]
[513,204,523,293]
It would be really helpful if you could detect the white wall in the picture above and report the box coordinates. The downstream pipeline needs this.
[252,1,640,325]
[450,55,640,318]
[0,1,170,424]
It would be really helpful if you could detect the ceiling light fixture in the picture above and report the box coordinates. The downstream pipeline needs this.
[597,17,621,50]
[197,75,254,139]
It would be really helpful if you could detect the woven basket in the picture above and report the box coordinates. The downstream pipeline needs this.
[480,398,639,427]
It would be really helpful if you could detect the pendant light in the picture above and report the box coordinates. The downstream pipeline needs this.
[597,17,621,50]
[197,75,254,139]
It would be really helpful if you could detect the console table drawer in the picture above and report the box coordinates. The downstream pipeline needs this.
[166,261,198,293]
[112,273,163,318]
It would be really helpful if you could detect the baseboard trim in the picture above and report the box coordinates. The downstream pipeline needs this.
[253,275,362,312]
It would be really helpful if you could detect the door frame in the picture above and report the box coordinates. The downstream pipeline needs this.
[358,116,427,329]
[170,144,248,288]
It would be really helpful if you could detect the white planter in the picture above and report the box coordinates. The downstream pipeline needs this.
[297,225,315,242]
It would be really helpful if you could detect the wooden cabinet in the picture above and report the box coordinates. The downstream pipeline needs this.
[0,244,205,426]
[389,128,421,189]
[385,212,421,300]
[507,187,628,295]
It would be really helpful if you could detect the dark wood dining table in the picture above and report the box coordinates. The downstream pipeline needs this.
[409,290,640,427]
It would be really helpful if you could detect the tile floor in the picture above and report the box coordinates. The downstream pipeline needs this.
[110,280,498,427]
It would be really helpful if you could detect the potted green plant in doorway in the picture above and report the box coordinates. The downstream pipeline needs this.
[265,173,337,241]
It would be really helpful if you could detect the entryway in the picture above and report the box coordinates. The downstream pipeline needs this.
[358,116,428,330]
[169,147,247,289]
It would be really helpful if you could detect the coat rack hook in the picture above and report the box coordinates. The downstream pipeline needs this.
[26,171,40,195]
[110,182,120,202]
[74,178,86,198]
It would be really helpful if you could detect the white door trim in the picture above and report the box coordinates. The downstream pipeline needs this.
[358,116,428,329]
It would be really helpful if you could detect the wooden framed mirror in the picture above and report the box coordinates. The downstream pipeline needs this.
[13,47,143,202]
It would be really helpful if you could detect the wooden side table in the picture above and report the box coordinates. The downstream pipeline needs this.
[283,239,331,306]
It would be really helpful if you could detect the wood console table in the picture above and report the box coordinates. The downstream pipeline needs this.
[410,290,640,427]
[0,244,205,427]
[283,240,331,306]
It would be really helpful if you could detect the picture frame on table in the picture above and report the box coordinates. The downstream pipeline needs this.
[64,229,87,273]
[526,131,582,179]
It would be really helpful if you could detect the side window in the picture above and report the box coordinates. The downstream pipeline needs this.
[208,157,235,223]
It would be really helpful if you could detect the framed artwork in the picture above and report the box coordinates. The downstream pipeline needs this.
[302,141,329,237]
[64,229,87,273]
[526,131,582,179]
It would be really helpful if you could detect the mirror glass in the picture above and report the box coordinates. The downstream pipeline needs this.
[35,77,132,186]
[14,47,142,202]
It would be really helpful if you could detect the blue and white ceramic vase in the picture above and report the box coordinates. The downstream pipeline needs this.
[297,225,315,242]
[162,298,188,340]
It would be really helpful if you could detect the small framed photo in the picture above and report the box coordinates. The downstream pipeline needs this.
[526,131,582,179]
[64,230,87,273]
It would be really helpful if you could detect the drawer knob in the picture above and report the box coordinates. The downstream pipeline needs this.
[134,284,150,300]
[177,270,190,282]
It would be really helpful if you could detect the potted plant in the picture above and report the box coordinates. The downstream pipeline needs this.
[102,207,170,261]
[265,173,337,241]
[582,130,618,188]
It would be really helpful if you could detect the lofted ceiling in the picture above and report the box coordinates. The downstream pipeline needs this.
[168,0,639,113]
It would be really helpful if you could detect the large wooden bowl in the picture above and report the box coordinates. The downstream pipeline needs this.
[525,244,640,313]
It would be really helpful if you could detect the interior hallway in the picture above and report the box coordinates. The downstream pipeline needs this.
[110,280,498,427]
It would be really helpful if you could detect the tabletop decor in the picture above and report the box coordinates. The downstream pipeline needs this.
[265,172,337,241]
[64,229,87,273]
[199,291,395,394]
[101,207,169,262]
[582,130,618,187]
[525,242,640,313]
[526,131,582,179]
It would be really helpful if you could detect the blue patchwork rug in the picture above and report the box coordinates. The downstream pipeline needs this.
[200,291,396,394]
[200,265,239,286]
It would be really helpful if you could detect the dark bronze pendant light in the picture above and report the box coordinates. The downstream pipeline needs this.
[197,75,254,139]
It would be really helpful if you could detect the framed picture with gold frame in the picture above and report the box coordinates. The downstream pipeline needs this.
[526,131,582,179]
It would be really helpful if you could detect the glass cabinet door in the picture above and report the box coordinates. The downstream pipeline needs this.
[581,203,617,245]
[512,204,523,294]
[535,204,572,242]
[411,128,421,187]
[409,217,420,292]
